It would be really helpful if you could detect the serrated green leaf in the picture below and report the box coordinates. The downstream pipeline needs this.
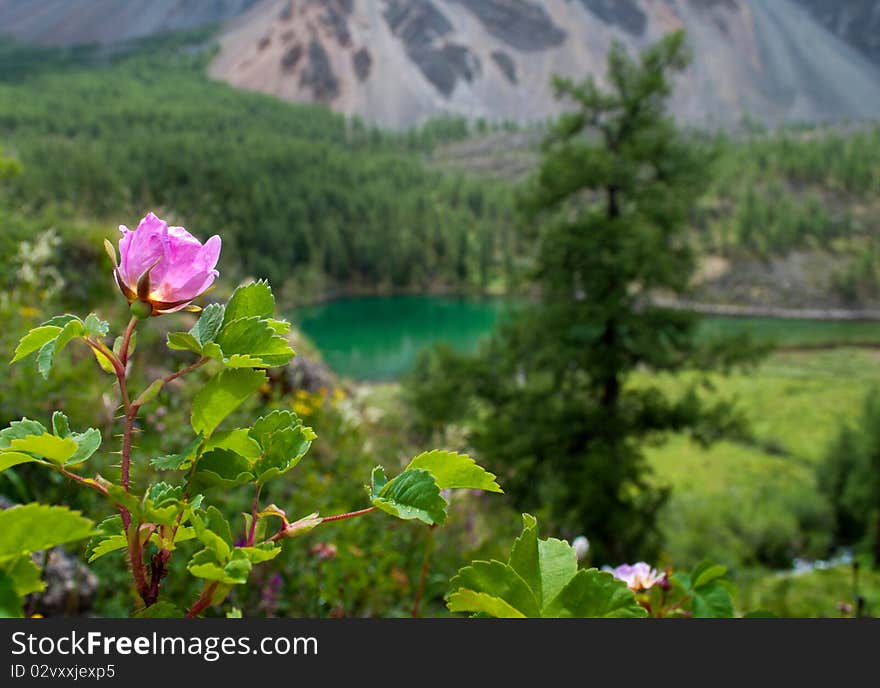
[82,313,109,338]
[371,468,448,525]
[86,516,126,563]
[36,340,56,379]
[508,513,577,610]
[447,589,526,618]
[237,543,281,564]
[187,549,251,585]
[34,318,83,379]
[215,316,294,368]
[448,560,541,617]
[205,429,261,459]
[11,326,61,363]
[66,427,101,466]
[405,450,502,493]
[0,419,47,448]
[223,280,275,325]
[191,303,225,346]
[191,368,267,438]
[167,332,203,355]
[0,504,93,561]
[5,434,78,465]
[152,433,204,471]
[3,555,44,597]
[253,424,315,485]
[543,569,647,618]
[194,449,255,489]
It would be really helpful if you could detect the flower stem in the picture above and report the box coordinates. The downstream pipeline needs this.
[185,582,219,618]
[119,316,138,365]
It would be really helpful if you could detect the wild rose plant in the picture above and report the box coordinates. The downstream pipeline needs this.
[0,213,745,619]
[1,213,503,617]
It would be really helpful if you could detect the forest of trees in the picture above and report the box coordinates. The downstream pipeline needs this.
[0,38,516,302]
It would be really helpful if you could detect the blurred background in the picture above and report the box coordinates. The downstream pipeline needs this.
[2,0,880,618]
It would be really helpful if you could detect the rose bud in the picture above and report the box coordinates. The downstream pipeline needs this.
[112,212,221,316]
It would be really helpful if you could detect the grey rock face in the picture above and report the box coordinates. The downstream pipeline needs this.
[445,0,567,51]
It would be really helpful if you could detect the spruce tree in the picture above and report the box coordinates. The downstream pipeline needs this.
[411,32,755,562]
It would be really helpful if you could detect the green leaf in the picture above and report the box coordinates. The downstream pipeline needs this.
[0,453,40,473]
[447,589,526,618]
[543,569,647,618]
[205,429,261,460]
[691,581,734,618]
[167,332,203,355]
[66,427,102,466]
[191,368,267,438]
[3,555,44,596]
[33,317,84,379]
[237,543,281,564]
[508,513,577,610]
[405,450,502,493]
[187,549,252,585]
[86,516,126,563]
[448,560,541,617]
[5,434,78,465]
[0,419,47,448]
[10,325,62,363]
[51,411,70,438]
[371,468,448,526]
[151,433,204,471]
[0,504,94,561]
[215,316,294,368]
[370,466,388,495]
[134,379,165,407]
[253,424,315,485]
[691,561,728,590]
[223,280,276,324]
[194,449,255,489]
[82,313,109,338]
[0,571,23,618]
[191,303,225,346]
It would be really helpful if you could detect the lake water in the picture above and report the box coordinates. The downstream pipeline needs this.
[295,295,509,380]
[295,295,880,380]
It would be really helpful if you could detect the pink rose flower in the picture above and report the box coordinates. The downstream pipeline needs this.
[604,562,665,592]
[114,212,220,315]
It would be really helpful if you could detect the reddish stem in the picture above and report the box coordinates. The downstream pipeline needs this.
[320,506,377,523]
[185,582,219,618]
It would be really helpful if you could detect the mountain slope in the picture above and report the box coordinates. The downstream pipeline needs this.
[207,0,880,129]
[2,0,879,129]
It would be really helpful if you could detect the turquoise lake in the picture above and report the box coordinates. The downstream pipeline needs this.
[295,295,510,380]
[295,295,880,381]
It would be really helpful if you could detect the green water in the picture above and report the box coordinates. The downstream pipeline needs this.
[296,296,880,380]
[295,295,510,380]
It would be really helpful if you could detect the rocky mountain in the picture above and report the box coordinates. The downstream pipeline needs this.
[2,0,880,129]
